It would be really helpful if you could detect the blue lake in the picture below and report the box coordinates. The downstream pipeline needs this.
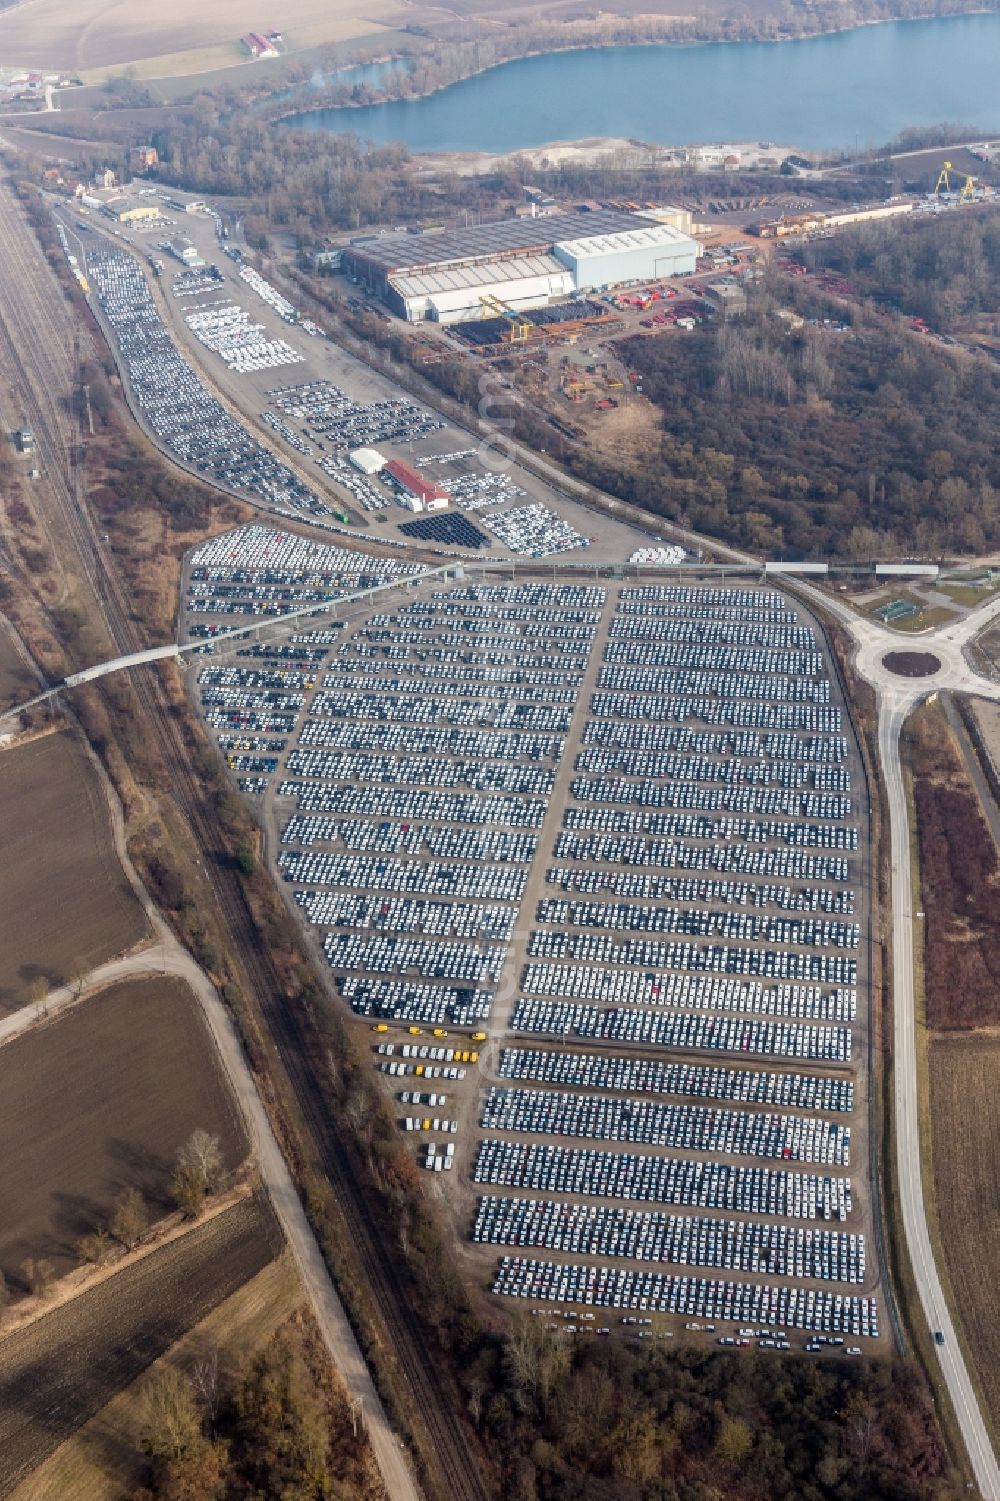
[283,13,1000,153]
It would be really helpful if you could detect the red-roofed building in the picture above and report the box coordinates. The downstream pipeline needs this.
[241,31,279,58]
[384,459,450,507]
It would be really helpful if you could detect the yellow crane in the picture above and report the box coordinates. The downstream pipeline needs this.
[935,160,977,200]
[478,292,532,343]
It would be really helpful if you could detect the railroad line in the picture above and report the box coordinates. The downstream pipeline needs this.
[0,176,493,1501]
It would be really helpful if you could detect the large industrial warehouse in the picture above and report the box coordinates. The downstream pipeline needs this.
[341,209,700,323]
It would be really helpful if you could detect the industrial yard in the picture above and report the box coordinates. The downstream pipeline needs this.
[180,533,879,1349]
[56,199,655,560]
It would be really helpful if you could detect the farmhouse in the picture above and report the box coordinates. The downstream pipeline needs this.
[241,31,279,58]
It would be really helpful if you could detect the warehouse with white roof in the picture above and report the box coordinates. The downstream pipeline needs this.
[341,209,701,323]
[552,222,698,290]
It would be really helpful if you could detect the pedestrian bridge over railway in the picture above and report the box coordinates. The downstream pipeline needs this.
[1,563,463,722]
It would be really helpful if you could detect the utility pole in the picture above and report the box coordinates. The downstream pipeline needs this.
[349,1397,363,1437]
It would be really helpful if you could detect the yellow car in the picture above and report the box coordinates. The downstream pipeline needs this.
[471,1032,487,1043]
[433,1028,448,1038]
[408,1025,423,1036]
[371,1023,389,1033]
[469,1051,480,1064]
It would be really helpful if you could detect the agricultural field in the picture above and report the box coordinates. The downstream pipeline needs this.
[0,0,401,75]
[929,1035,1000,1435]
[0,729,148,1009]
[0,975,248,1291]
[9,1252,302,1501]
[0,1195,282,1500]
[906,704,1000,1030]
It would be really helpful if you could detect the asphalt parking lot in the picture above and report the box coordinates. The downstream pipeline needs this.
[183,546,879,1347]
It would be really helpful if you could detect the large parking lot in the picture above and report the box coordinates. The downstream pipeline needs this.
[85,248,330,519]
[183,549,878,1349]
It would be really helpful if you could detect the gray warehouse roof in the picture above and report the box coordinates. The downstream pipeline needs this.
[391,254,568,299]
[555,223,696,259]
[348,209,656,273]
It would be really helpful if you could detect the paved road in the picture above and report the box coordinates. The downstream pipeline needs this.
[787,581,1000,1500]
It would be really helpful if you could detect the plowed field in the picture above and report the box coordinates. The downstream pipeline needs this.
[0,975,248,1289]
[0,1195,283,1500]
[0,729,147,1009]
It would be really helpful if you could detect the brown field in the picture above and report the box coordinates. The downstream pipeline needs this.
[0,729,147,1008]
[906,705,1000,1030]
[10,1252,301,1501]
[0,1195,283,1500]
[0,621,35,713]
[0,975,249,1290]
[0,0,402,73]
[929,1034,1000,1436]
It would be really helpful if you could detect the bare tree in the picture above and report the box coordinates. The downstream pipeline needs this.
[190,1348,221,1433]
[111,1187,149,1251]
[21,1257,56,1298]
[76,1226,112,1266]
[171,1129,226,1218]
[177,1130,225,1193]
[25,975,48,1019]
[139,1367,202,1466]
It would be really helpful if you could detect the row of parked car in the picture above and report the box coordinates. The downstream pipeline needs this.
[299,719,563,762]
[294,892,516,940]
[323,933,506,985]
[480,1086,850,1167]
[511,998,853,1063]
[575,747,850,791]
[619,585,796,619]
[326,656,583,695]
[309,687,572,732]
[590,692,844,733]
[608,618,817,649]
[87,255,329,517]
[283,814,538,864]
[600,664,831,705]
[284,747,557,795]
[604,642,825,677]
[281,850,528,904]
[341,976,492,1026]
[553,830,851,883]
[474,1197,865,1284]
[525,933,858,986]
[561,806,859,851]
[570,777,854,822]
[521,959,854,1021]
[474,1139,853,1221]
[582,722,849,764]
[492,1257,879,1336]
[544,869,855,914]
[278,780,548,828]
[535,899,859,951]
[498,1048,855,1114]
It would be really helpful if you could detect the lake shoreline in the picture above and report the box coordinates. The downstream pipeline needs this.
[274,5,997,137]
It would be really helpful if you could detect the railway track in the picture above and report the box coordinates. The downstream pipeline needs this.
[0,178,493,1501]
